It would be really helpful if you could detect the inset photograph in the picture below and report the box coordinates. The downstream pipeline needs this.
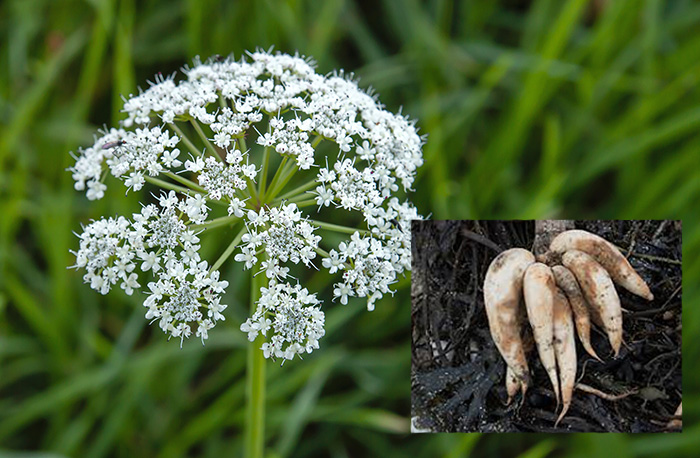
[411,220,682,433]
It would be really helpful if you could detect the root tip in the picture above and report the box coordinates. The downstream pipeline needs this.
[555,413,564,427]
[555,404,570,427]
[584,343,602,362]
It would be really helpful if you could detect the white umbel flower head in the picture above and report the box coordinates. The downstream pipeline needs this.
[242,281,325,362]
[70,50,424,358]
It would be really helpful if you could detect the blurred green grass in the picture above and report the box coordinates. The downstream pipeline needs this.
[0,0,697,456]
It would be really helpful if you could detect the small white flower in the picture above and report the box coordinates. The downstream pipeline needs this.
[314,185,333,208]
[185,157,205,173]
[235,246,257,269]
[241,320,259,342]
[86,180,107,200]
[261,342,273,358]
[321,250,343,274]
[226,149,243,165]
[140,251,160,272]
[196,319,214,344]
[337,135,352,152]
[356,140,375,160]
[125,172,145,191]
[334,284,351,305]
[161,149,182,168]
[214,132,231,149]
[121,273,140,295]
[228,197,246,217]
[180,230,200,245]
[242,163,257,179]
[317,168,336,183]
[247,209,267,227]
[159,191,178,209]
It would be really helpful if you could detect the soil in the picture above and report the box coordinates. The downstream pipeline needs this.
[411,220,682,433]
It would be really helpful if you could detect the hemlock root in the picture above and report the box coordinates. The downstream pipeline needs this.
[553,287,576,426]
[562,250,623,356]
[483,226,654,425]
[552,265,600,361]
[523,263,560,405]
[483,248,535,399]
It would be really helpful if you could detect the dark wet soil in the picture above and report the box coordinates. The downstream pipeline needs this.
[411,220,682,433]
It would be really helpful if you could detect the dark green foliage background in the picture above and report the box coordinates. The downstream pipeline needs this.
[0,0,697,456]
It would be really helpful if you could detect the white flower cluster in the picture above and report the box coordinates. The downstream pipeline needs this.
[72,191,227,345]
[185,149,256,200]
[320,197,419,311]
[73,216,139,295]
[258,116,316,169]
[143,259,228,346]
[211,107,262,149]
[236,203,321,279]
[70,126,181,200]
[241,282,325,362]
[117,51,422,185]
[70,50,424,359]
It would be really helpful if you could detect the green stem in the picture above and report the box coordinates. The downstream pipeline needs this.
[245,259,266,458]
[210,225,246,272]
[314,246,330,258]
[264,156,288,200]
[284,192,316,204]
[268,162,298,199]
[164,171,206,193]
[310,220,371,236]
[190,118,218,157]
[168,122,202,157]
[275,179,318,202]
[290,198,317,208]
[190,215,239,231]
[238,136,248,153]
[258,146,270,196]
[144,176,193,195]
[246,178,259,204]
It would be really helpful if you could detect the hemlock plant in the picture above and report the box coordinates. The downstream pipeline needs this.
[69,51,424,361]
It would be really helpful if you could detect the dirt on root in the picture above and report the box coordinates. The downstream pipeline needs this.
[411,220,682,433]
